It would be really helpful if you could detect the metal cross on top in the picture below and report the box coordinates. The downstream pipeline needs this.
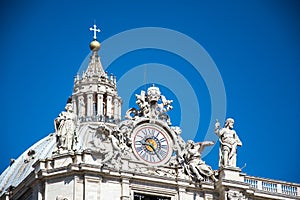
[90,24,101,40]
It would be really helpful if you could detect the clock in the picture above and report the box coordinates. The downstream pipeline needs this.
[132,123,173,166]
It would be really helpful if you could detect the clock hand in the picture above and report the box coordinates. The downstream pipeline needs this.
[136,140,162,160]
[145,143,162,160]
[137,140,146,145]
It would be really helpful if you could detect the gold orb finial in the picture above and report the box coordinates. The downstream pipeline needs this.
[89,24,101,51]
[90,39,101,51]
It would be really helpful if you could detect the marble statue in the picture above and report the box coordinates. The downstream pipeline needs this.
[180,140,217,182]
[126,85,173,125]
[215,118,242,167]
[87,125,130,167]
[78,97,86,118]
[171,126,185,153]
[54,103,78,153]
[101,133,121,164]
[114,121,134,154]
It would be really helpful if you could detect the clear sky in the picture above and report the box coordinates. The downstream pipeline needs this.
[0,1,299,183]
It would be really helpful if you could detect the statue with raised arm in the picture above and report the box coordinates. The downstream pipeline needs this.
[215,118,242,168]
[54,103,78,153]
[181,140,217,182]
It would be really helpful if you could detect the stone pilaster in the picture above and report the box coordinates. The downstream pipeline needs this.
[84,174,101,200]
[74,175,84,200]
[121,178,130,200]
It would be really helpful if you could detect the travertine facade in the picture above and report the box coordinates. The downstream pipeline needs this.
[0,25,299,200]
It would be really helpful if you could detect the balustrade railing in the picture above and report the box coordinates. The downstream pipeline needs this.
[244,176,300,197]
[79,115,120,124]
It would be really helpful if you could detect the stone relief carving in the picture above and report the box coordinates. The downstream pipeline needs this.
[127,162,177,179]
[125,85,173,125]
[215,118,242,168]
[87,124,132,167]
[113,120,134,153]
[54,103,78,153]
[226,190,247,200]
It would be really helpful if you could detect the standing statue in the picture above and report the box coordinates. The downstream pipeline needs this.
[180,140,217,182]
[215,118,242,168]
[78,97,86,118]
[54,103,78,153]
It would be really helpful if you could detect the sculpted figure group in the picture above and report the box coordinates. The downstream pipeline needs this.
[175,117,242,182]
[53,87,243,184]
[126,85,173,125]
[87,125,132,167]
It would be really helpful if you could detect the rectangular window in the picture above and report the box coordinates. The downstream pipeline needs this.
[134,192,171,200]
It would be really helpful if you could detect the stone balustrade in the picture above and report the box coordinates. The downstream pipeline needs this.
[244,175,300,197]
[79,115,120,123]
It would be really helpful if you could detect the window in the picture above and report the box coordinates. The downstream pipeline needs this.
[134,193,171,200]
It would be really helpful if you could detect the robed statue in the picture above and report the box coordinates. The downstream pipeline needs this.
[54,103,78,153]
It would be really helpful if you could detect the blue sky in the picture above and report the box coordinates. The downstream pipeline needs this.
[0,1,299,183]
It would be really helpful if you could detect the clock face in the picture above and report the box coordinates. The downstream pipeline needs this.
[132,124,173,166]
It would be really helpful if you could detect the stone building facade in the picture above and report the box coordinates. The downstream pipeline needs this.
[0,25,299,200]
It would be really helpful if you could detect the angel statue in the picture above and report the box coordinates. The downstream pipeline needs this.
[179,140,218,182]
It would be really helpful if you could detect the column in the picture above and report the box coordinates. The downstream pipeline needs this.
[118,100,122,121]
[107,95,112,118]
[118,99,122,120]
[78,96,85,118]
[72,97,77,117]
[87,93,93,117]
[113,98,119,120]
[97,93,103,117]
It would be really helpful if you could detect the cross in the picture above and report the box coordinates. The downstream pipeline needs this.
[89,24,101,40]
